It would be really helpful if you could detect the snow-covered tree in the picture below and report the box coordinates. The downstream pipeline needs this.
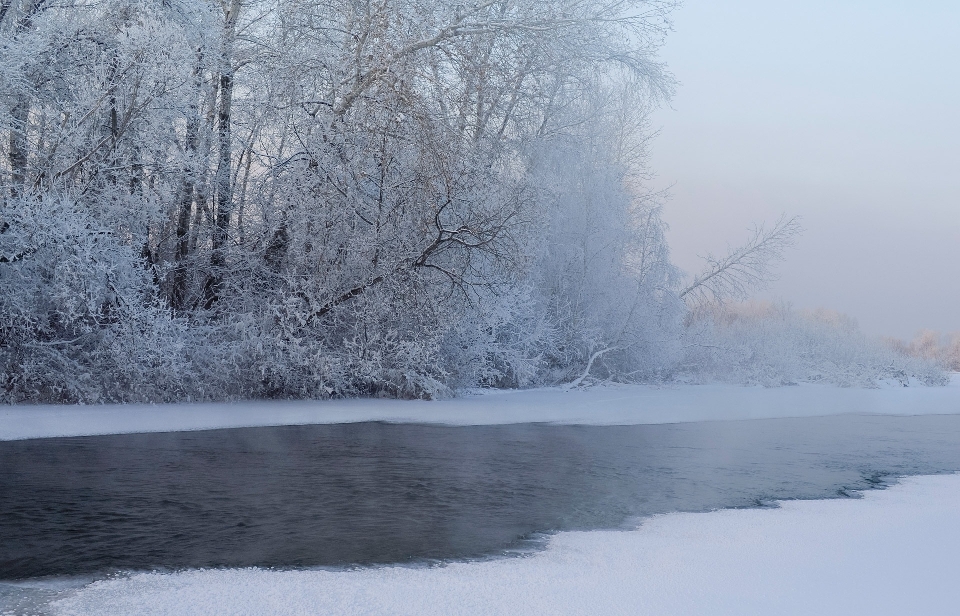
[0,0,945,402]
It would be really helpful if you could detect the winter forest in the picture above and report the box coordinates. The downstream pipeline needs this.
[0,0,947,404]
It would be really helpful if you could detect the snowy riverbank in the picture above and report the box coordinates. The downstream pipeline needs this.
[32,473,960,615]
[2,375,959,441]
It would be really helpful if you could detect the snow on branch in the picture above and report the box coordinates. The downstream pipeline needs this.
[679,216,802,306]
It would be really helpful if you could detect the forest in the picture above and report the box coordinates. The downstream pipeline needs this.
[0,0,946,403]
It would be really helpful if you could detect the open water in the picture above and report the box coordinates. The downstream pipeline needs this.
[2,413,960,608]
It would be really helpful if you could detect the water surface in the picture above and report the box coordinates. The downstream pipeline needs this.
[3,414,960,583]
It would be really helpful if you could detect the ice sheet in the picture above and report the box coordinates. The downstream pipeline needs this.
[46,473,960,616]
[2,375,959,441]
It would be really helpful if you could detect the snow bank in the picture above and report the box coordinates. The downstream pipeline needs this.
[2,375,959,441]
[47,473,960,616]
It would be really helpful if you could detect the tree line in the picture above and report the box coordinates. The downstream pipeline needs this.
[0,0,943,403]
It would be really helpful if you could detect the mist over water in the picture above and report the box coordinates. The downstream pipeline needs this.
[3,415,960,583]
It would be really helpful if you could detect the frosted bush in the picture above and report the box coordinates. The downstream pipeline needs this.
[681,303,947,388]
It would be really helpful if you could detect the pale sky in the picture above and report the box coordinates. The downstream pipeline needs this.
[650,0,960,339]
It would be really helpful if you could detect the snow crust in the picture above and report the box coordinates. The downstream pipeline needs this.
[46,473,960,616]
[2,375,959,441]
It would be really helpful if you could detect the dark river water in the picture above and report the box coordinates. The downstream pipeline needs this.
[2,414,960,583]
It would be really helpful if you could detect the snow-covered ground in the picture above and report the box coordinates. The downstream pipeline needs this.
[30,473,957,616]
[2,375,959,441]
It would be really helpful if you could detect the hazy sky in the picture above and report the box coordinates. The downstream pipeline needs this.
[650,0,959,339]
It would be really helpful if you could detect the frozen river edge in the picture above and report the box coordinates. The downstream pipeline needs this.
[32,473,960,615]
[3,375,960,441]
[4,381,960,614]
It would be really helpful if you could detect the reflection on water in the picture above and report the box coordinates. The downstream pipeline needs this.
[2,414,960,583]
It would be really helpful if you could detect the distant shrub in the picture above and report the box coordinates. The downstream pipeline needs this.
[888,330,960,373]
[679,302,947,388]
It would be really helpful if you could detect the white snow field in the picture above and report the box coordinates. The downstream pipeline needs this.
[2,375,959,441]
[43,473,960,616]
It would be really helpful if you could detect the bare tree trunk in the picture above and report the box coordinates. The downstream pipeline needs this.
[105,55,120,187]
[211,69,233,254]
[8,98,28,198]
[5,0,45,198]
[172,116,200,310]
[0,0,13,27]
[188,70,219,256]
[204,0,240,310]
[172,53,204,311]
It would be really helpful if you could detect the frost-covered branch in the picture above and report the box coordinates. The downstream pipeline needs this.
[679,216,802,306]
